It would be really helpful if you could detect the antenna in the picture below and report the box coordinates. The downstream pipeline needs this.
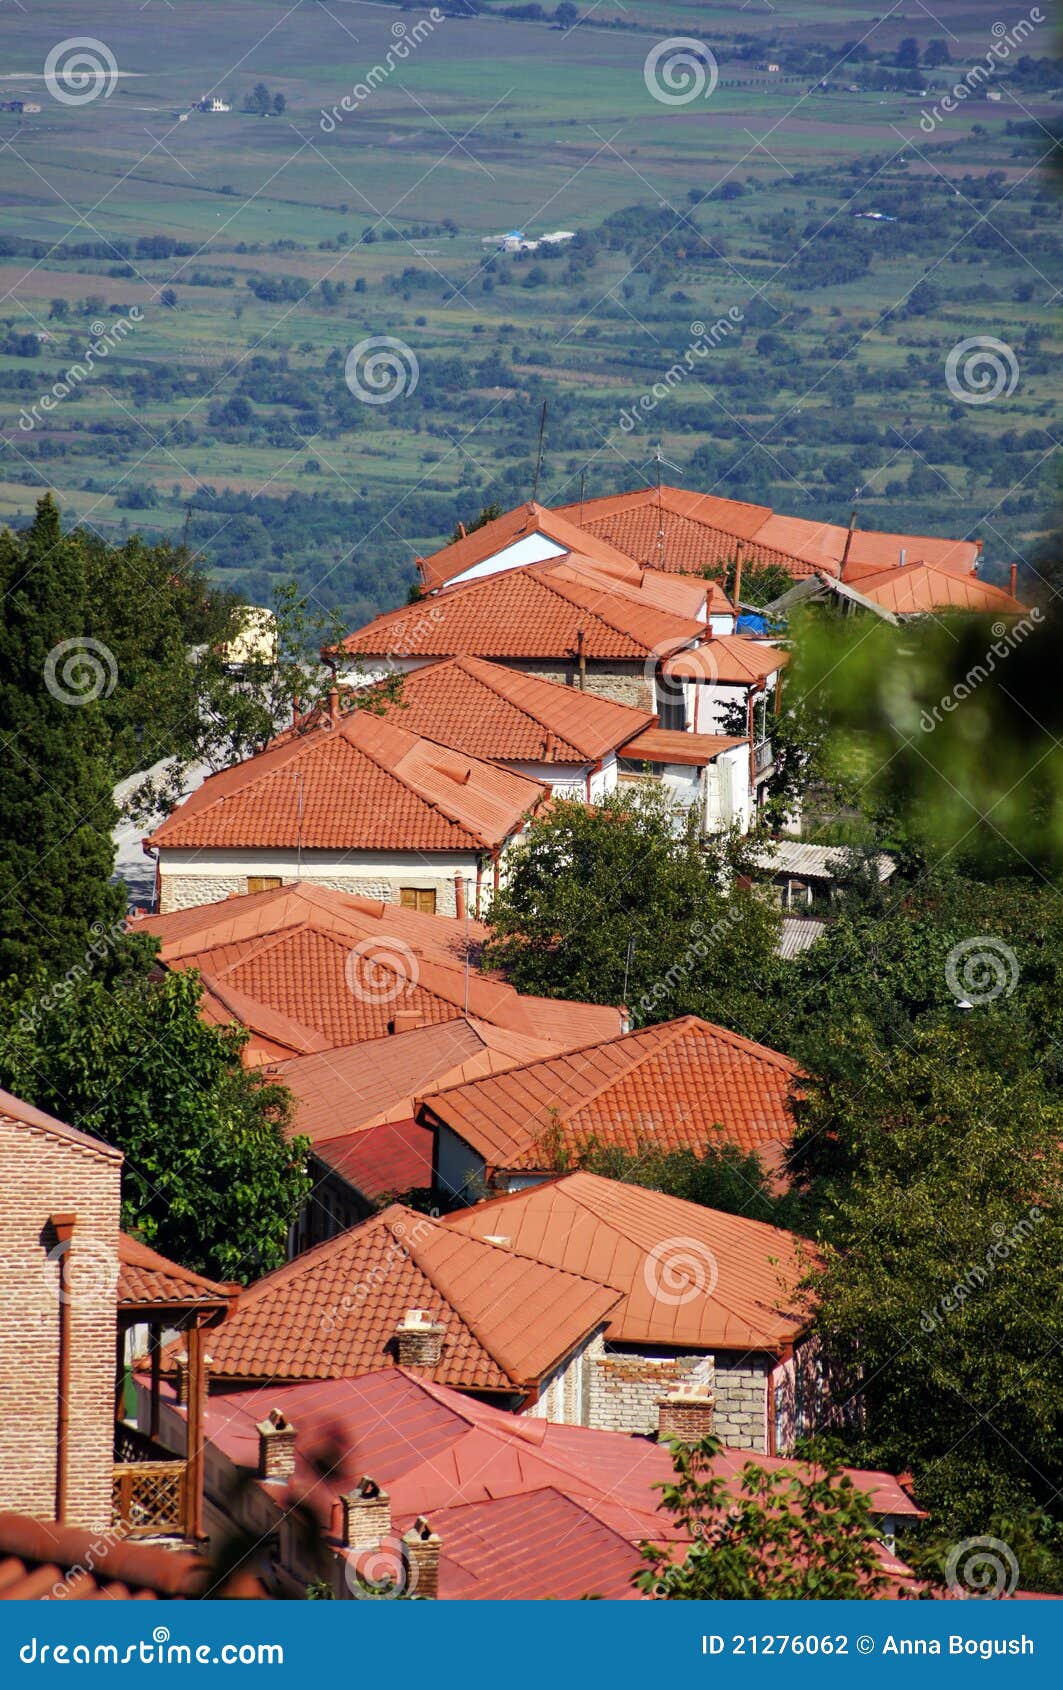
[531,400,548,502]
[622,934,636,1006]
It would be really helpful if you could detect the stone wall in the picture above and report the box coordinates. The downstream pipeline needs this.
[713,1354,772,1452]
[584,1339,771,1449]
[158,870,460,917]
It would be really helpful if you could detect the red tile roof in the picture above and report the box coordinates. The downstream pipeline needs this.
[555,486,979,583]
[662,635,789,685]
[369,656,653,766]
[145,712,544,855]
[278,1017,570,1143]
[314,1117,434,1202]
[621,728,748,766]
[191,1367,922,1600]
[446,1172,810,1352]
[841,561,1027,616]
[135,886,621,1054]
[197,1205,618,1392]
[341,560,703,664]
[0,1514,265,1600]
[419,1015,802,1175]
[118,1234,236,1315]
[415,500,638,592]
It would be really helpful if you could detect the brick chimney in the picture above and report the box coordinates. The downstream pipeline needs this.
[395,1309,445,1370]
[403,1516,441,1599]
[657,1388,716,1445]
[256,1408,297,1480]
[341,1476,391,1550]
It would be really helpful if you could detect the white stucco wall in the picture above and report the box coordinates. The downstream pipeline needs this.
[447,532,567,586]
[155,846,481,915]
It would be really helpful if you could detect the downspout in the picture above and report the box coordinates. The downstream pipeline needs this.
[474,858,483,920]
[576,625,586,692]
[586,757,603,803]
[747,690,756,790]
[51,1213,76,1523]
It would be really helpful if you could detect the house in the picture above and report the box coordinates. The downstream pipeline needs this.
[446,1171,813,1450]
[363,654,655,798]
[143,704,546,917]
[752,840,897,912]
[658,634,789,813]
[413,499,638,593]
[138,1365,922,1599]
[338,557,706,712]
[551,484,980,584]
[617,726,755,834]
[0,1088,234,1546]
[174,1204,620,1418]
[133,883,621,1061]
[422,1013,802,1198]
[768,557,1028,621]
[275,1015,578,1249]
[198,95,231,112]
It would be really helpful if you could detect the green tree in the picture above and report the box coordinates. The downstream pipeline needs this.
[449,501,502,543]
[482,788,780,1039]
[272,91,286,116]
[0,965,310,1282]
[580,1138,807,1230]
[0,496,125,980]
[635,1435,889,1599]
[796,1028,1063,1583]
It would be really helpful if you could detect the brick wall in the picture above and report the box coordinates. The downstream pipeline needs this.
[584,1338,772,1450]
[522,1328,601,1425]
[523,668,656,713]
[0,1115,121,1529]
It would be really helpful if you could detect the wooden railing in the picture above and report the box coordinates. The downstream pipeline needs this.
[113,1423,187,1538]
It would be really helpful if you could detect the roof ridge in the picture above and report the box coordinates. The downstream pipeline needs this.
[459,657,584,759]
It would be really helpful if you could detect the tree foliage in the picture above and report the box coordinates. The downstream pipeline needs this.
[0,496,125,980]
[636,1435,889,1599]
[580,1138,806,1231]
[483,787,781,1039]
[0,964,310,1282]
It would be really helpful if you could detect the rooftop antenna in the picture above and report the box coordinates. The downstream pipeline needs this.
[622,934,635,1006]
[531,400,548,502]
[839,508,857,580]
[652,446,683,571]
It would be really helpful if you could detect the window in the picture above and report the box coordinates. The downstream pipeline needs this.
[400,887,436,914]
[246,875,282,894]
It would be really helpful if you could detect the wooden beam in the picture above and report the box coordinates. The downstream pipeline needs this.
[185,1317,206,1543]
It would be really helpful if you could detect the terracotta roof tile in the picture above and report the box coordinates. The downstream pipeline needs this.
[446,1172,811,1351]
[662,635,789,685]
[278,1017,571,1144]
[313,1118,434,1201]
[369,656,653,765]
[621,728,748,766]
[191,1368,923,1599]
[118,1233,236,1313]
[200,1205,618,1391]
[843,562,1028,616]
[416,500,638,591]
[0,1087,121,1163]
[0,1514,265,1600]
[136,887,621,1053]
[146,712,544,855]
[341,561,703,663]
[420,1015,802,1175]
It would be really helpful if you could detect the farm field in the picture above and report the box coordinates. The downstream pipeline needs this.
[1,0,1059,616]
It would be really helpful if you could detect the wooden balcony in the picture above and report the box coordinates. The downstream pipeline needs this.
[113,1423,188,1539]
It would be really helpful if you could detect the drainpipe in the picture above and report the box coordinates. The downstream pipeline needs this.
[576,626,587,692]
[1009,563,1018,599]
[453,871,466,921]
[51,1213,76,1523]
[474,858,483,920]
[747,691,756,789]
[731,543,744,611]
[586,757,603,803]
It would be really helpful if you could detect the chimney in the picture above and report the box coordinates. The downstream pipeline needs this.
[395,1309,445,1370]
[657,1388,716,1445]
[618,1004,630,1034]
[341,1476,391,1550]
[327,688,339,727]
[1009,563,1017,599]
[256,1408,297,1480]
[458,521,467,539]
[403,1516,441,1599]
[899,547,907,568]
[389,1010,424,1036]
